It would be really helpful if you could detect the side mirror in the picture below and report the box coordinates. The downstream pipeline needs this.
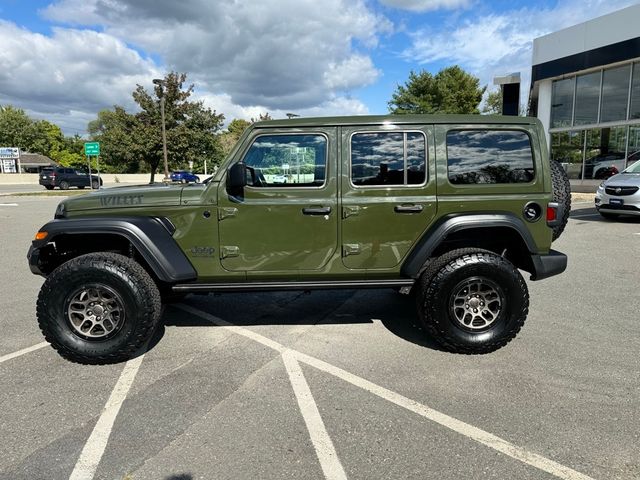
[227,162,247,189]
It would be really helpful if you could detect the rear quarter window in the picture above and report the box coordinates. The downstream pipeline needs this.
[446,130,535,184]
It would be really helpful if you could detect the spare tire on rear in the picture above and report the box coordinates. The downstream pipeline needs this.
[550,160,571,241]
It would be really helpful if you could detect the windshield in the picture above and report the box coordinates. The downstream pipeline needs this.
[622,160,640,174]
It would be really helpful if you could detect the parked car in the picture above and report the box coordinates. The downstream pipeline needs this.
[583,152,626,179]
[170,171,200,183]
[595,159,640,218]
[28,114,570,364]
[272,174,288,183]
[39,167,102,190]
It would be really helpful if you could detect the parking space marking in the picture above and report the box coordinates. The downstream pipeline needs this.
[0,203,18,206]
[69,355,145,480]
[176,304,597,480]
[283,350,347,480]
[0,341,48,364]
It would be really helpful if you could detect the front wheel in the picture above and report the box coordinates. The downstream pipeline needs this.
[416,249,529,354]
[37,253,162,364]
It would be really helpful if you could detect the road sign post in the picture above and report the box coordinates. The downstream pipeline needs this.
[84,142,101,189]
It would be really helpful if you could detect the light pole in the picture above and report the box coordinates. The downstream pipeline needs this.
[153,78,170,182]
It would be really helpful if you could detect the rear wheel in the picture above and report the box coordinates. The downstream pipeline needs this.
[37,252,162,364]
[59,180,70,190]
[416,249,529,354]
[91,180,100,189]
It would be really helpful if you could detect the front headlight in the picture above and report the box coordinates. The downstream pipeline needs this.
[597,181,605,191]
[54,201,67,219]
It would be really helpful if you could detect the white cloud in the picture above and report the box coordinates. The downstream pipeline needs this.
[402,0,639,108]
[0,20,162,132]
[379,0,470,12]
[324,55,381,90]
[43,0,390,111]
[198,92,369,126]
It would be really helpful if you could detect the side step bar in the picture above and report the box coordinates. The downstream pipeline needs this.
[172,279,415,293]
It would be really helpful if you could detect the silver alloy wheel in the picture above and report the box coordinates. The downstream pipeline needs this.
[450,277,504,330]
[65,285,125,339]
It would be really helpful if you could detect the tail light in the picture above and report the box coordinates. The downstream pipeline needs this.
[546,202,559,226]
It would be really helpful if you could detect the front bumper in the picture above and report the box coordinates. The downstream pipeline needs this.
[595,190,640,215]
[530,250,567,281]
[27,244,45,276]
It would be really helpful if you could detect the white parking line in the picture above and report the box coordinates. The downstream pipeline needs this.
[175,304,596,480]
[0,342,49,364]
[283,350,347,480]
[0,203,18,206]
[69,355,145,480]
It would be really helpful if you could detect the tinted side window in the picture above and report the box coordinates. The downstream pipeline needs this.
[446,130,534,184]
[243,134,326,187]
[351,132,426,186]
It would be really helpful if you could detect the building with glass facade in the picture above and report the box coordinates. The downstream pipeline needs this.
[529,5,640,189]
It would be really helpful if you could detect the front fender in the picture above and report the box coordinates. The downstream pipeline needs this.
[28,216,197,283]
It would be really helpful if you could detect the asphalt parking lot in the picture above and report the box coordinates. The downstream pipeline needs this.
[1,194,638,480]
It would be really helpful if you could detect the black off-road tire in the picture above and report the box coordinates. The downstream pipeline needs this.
[550,160,571,241]
[416,249,529,354]
[37,252,162,364]
[59,180,70,190]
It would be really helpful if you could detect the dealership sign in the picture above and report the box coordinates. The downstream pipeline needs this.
[0,147,19,159]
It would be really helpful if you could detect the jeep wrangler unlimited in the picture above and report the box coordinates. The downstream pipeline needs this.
[28,115,570,364]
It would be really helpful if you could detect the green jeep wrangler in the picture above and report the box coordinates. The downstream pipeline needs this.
[28,115,570,364]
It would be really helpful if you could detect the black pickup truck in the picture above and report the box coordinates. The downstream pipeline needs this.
[39,167,103,190]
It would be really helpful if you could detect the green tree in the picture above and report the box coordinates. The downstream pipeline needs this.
[389,66,486,115]
[0,105,42,151]
[88,107,141,173]
[482,89,503,115]
[219,118,251,157]
[132,72,225,182]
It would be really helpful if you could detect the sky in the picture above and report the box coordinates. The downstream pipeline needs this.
[0,0,638,135]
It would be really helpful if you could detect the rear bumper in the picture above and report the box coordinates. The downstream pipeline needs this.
[530,250,567,281]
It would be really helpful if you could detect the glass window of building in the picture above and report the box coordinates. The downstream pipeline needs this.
[551,78,574,128]
[573,72,600,125]
[550,131,584,180]
[584,127,627,179]
[600,65,631,123]
[629,62,640,120]
[627,125,640,168]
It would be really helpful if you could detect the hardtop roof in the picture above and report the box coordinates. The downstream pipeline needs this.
[253,114,538,128]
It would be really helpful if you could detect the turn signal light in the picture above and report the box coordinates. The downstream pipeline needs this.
[34,231,48,241]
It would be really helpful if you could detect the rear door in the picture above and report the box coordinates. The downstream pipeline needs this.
[217,128,338,277]
[340,125,437,271]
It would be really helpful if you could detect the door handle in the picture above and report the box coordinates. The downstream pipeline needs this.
[394,204,423,213]
[302,206,332,216]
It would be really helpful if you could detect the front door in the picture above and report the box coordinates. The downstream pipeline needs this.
[218,129,338,277]
[340,125,437,271]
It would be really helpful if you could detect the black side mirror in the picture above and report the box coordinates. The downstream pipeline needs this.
[227,162,247,189]
[226,162,247,197]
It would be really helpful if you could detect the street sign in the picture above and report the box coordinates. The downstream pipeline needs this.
[84,142,100,156]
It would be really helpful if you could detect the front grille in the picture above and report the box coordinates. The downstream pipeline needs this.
[605,186,639,196]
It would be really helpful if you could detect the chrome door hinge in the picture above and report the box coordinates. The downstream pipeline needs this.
[342,205,361,219]
[342,243,361,256]
[220,246,240,258]
[218,207,238,220]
